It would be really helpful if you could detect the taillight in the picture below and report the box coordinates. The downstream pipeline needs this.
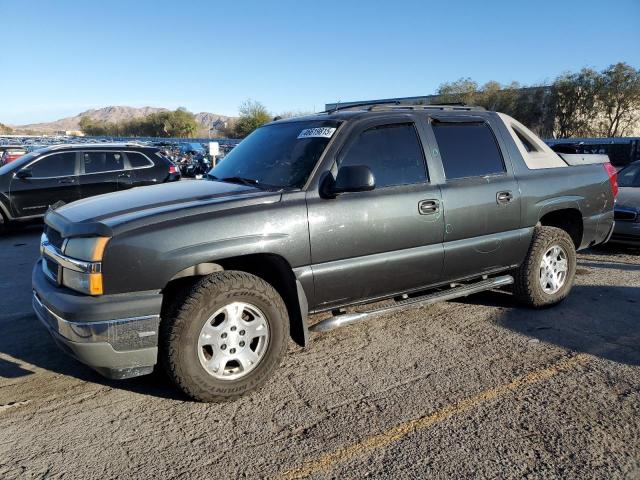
[603,162,618,198]
[168,164,178,174]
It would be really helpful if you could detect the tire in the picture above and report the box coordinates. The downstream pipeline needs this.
[512,226,577,308]
[160,271,289,402]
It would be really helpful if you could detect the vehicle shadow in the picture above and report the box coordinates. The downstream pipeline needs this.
[0,312,188,401]
[458,284,640,366]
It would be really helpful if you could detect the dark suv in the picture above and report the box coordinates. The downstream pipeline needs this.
[0,143,180,229]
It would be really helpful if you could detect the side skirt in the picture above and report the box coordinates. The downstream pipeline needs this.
[309,275,513,333]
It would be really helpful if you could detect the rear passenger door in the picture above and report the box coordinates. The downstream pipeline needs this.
[427,117,522,281]
[307,117,445,309]
[79,151,127,198]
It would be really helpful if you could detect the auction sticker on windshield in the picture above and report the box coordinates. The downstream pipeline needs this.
[297,127,336,139]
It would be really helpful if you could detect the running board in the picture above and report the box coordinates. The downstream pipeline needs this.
[310,275,513,333]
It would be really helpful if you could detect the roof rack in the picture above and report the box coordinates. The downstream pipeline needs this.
[47,142,147,150]
[323,99,402,113]
[368,104,485,112]
[323,101,485,113]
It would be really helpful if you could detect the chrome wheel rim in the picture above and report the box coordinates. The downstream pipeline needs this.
[539,245,568,294]
[197,301,269,380]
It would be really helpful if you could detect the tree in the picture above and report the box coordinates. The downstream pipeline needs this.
[435,78,479,104]
[551,68,600,138]
[78,108,199,137]
[595,62,640,137]
[231,100,272,138]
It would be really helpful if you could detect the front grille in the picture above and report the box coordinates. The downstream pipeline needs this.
[614,209,638,222]
[611,233,640,242]
[43,257,60,284]
[45,226,65,250]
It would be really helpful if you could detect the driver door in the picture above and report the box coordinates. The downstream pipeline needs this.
[10,152,80,217]
[306,118,445,309]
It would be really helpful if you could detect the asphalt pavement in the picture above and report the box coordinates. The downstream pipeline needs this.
[0,226,638,479]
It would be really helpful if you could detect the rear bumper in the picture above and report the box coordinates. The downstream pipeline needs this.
[32,261,162,379]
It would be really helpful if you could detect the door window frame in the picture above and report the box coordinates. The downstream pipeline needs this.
[428,119,508,182]
[123,151,155,170]
[79,150,128,176]
[17,151,80,179]
[331,116,432,191]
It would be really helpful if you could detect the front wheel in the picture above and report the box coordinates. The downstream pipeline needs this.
[512,226,577,308]
[161,271,289,402]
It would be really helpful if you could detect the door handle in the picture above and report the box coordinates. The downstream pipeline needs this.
[57,177,75,184]
[496,191,513,204]
[418,199,440,215]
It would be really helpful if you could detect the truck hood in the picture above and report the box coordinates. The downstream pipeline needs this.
[616,187,640,212]
[46,180,282,237]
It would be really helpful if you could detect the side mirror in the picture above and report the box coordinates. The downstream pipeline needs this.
[16,169,32,179]
[332,165,375,194]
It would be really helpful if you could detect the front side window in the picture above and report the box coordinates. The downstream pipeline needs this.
[338,123,427,188]
[29,152,76,178]
[209,120,340,189]
[433,122,505,179]
[83,152,125,174]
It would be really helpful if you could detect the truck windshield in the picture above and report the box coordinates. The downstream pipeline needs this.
[209,120,341,189]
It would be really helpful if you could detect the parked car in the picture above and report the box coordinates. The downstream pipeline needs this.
[180,142,206,155]
[611,160,640,246]
[33,105,616,401]
[0,145,27,166]
[0,143,180,230]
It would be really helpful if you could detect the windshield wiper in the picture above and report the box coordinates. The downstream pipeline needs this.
[208,174,259,187]
[209,174,283,190]
[219,176,262,187]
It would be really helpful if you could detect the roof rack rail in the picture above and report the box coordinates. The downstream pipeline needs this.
[368,104,485,112]
[323,99,402,113]
[322,101,485,114]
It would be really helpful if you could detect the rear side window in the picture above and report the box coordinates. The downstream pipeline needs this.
[433,122,505,179]
[83,152,124,174]
[513,129,537,153]
[127,152,153,168]
[339,123,427,187]
[29,152,76,178]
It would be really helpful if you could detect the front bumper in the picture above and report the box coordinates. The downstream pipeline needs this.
[609,220,640,246]
[32,261,163,379]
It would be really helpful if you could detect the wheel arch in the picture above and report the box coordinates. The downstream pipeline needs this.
[538,207,583,249]
[161,253,309,347]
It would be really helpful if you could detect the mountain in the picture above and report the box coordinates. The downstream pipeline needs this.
[10,106,234,134]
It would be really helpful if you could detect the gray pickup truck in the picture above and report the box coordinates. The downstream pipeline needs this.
[32,104,618,401]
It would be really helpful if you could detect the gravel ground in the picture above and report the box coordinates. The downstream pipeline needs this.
[0,226,639,479]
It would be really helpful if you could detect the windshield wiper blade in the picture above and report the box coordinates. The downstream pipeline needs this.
[219,176,261,187]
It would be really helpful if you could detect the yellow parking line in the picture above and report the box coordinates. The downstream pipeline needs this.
[277,353,589,480]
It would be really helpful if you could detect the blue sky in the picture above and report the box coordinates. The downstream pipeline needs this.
[1,0,639,124]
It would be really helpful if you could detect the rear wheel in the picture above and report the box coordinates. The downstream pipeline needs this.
[512,226,576,307]
[161,271,289,402]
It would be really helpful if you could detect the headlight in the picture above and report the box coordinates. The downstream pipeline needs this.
[58,236,109,295]
[64,237,109,261]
